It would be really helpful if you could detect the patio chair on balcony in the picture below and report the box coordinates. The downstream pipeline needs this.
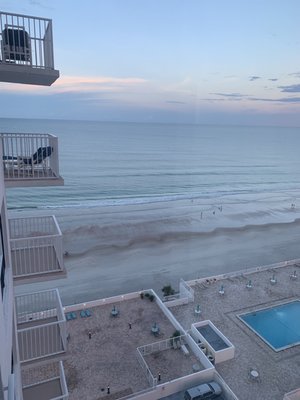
[3,146,53,166]
[3,146,53,179]
[2,25,31,63]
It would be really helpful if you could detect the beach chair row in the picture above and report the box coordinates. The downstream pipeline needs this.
[65,309,92,320]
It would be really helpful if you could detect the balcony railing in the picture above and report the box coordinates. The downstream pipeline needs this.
[0,11,59,85]
[15,289,67,363]
[1,133,64,187]
[9,215,65,283]
[22,361,69,400]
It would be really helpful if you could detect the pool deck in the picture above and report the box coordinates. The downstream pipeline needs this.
[171,263,300,400]
[20,263,300,400]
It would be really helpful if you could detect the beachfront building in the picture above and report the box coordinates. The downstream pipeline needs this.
[2,8,300,400]
[0,10,68,400]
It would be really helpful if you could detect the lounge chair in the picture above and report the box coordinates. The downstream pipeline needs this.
[85,309,92,317]
[23,146,53,165]
[80,310,86,318]
[3,146,53,166]
[71,312,77,319]
[66,312,73,321]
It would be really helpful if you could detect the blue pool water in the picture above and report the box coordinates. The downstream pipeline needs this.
[240,301,300,351]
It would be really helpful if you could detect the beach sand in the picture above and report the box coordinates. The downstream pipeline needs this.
[12,197,300,305]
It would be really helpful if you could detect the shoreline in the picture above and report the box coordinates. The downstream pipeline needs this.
[12,198,300,305]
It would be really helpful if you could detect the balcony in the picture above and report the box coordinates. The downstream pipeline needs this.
[15,289,67,363]
[22,361,69,400]
[9,215,66,283]
[1,133,64,187]
[0,11,59,86]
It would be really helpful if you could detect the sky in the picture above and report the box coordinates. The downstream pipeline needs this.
[1,0,300,126]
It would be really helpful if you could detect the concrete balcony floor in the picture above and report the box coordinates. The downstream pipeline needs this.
[23,378,63,400]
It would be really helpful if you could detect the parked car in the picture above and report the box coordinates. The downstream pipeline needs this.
[184,381,222,400]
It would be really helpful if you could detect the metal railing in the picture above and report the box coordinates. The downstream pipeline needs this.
[9,215,64,279]
[15,289,66,363]
[136,347,157,388]
[1,133,61,182]
[180,278,195,302]
[0,11,55,69]
[9,215,61,238]
[18,322,65,363]
[57,361,69,400]
[136,335,188,388]
[139,338,174,356]
[22,361,69,400]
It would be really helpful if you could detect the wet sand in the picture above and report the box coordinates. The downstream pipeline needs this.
[12,198,300,305]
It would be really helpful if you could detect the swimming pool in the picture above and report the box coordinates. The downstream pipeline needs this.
[239,300,300,351]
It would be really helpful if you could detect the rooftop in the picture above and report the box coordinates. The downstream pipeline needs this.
[19,263,300,400]
[171,263,300,400]
[63,295,204,399]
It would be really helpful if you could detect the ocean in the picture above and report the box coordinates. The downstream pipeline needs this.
[5,118,300,302]
[1,118,300,214]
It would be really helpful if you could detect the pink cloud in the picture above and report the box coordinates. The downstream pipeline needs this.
[53,75,147,93]
[0,75,147,95]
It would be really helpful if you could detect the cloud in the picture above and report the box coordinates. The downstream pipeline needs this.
[53,75,147,93]
[288,72,300,78]
[165,100,186,104]
[29,0,45,6]
[250,96,300,103]
[27,0,54,10]
[278,84,300,93]
[0,75,147,95]
[201,98,226,102]
[249,76,261,81]
[268,78,278,82]
[275,97,300,103]
[211,92,246,98]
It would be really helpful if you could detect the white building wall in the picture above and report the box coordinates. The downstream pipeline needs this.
[0,142,23,400]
